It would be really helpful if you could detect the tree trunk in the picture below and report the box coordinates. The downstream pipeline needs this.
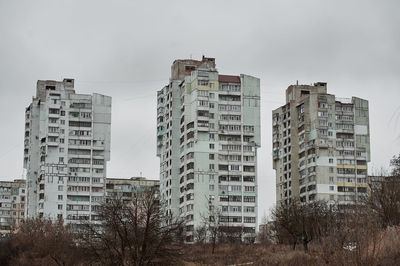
[212,233,216,254]
[303,239,309,253]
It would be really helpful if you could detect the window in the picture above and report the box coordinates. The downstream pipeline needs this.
[198,100,209,106]
[49,108,59,114]
[244,206,255,212]
[59,148,64,153]
[329,158,333,163]
[218,104,241,112]
[209,174,214,181]
[81,112,91,118]
[58,185,63,191]
[209,144,214,149]
[244,217,256,223]
[60,111,65,116]
[329,176,334,183]
[58,195,63,200]
[243,196,255,202]
[329,167,334,173]
[329,186,334,191]
[319,129,328,136]
[59,157,64,163]
[209,154,214,160]
[197,80,209,86]
[245,186,255,192]
[209,184,214,191]
[209,164,215,170]
[230,165,240,171]
[58,204,63,210]
[230,185,241,191]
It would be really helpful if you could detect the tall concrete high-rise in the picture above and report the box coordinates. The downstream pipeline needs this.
[23,79,111,226]
[272,82,370,206]
[157,56,260,242]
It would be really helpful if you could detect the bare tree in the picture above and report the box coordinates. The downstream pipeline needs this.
[367,176,400,228]
[193,224,207,244]
[319,202,383,266]
[257,213,273,245]
[0,234,15,266]
[272,199,335,252]
[366,156,400,228]
[198,203,223,254]
[219,225,244,244]
[79,187,184,266]
[390,153,400,176]
[10,218,84,266]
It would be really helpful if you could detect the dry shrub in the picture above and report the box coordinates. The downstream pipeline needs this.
[183,244,275,265]
[372,226,400,265]
[10,218,86,266]
[316,226,400,266]
[183,244,323,266]
[254,250,320,266]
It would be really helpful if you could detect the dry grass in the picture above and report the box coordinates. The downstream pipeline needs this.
[181,228,400,266]
[182,244,321,266]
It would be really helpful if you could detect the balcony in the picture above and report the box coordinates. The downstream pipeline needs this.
[47,141,59,146]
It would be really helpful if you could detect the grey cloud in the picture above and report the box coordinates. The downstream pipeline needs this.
[0,0,399,218]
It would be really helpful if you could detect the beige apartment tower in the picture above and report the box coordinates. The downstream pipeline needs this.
[273,82,370,205]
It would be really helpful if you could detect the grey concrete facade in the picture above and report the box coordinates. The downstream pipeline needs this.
[273,82,370,206]
[106,177,160,203]
[157,57,260,242]
[0,179,26,234]
[23,79,111,226]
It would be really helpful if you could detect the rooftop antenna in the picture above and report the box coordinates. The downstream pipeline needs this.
[296,80,299,85]
[140,171,142,177]
[190,54,192,59]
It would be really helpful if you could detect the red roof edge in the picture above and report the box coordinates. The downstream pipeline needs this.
[218,74,241,83]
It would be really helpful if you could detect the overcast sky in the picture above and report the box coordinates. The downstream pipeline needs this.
[0,0,399,219]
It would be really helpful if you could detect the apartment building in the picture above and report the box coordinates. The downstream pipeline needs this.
[106,177,160,203]
[273,82,370,206]
[157,56,260,242]
[0,179,26,234]
[23,79,111,226]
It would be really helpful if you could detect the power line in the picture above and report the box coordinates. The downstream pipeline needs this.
[0,144,20,160]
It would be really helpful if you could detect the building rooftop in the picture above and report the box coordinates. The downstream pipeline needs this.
[218,74,241,83]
